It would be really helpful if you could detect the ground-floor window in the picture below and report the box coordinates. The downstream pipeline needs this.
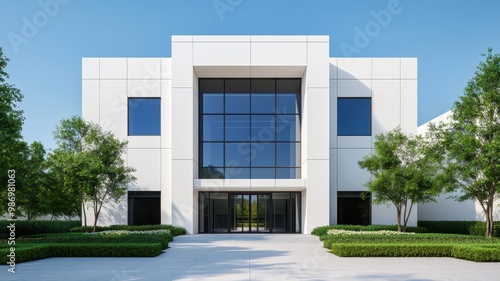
[337,192,371,225]
[128,191,161,225]
[199,192,301,233]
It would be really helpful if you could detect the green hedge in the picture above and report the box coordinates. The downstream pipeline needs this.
[0,243,162,264]
[19,231,172,249]
[452,245,500,262]
[311,225,428,237]
[418,221,500,237]
[331,243,453,258]
[0,220,81,238]
[70,224,187,237]
[329,243,500,262]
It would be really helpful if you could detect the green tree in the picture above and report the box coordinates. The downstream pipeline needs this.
[16,141,48,219]
[51,116,95,227]
[50,116,135,232]
[86,128,135,232]
[0,47,25,217]
[358,127,440,232]
[436,48,500,238]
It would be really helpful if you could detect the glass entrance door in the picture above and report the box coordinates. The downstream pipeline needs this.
[199,192,300,233]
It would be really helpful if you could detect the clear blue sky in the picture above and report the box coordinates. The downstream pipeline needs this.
[1,0,499,150]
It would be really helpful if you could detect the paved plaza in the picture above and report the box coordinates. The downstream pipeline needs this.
[1,234,500,280]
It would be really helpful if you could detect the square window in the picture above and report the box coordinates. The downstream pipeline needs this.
[128,98,161,136]
[337,98,371,136]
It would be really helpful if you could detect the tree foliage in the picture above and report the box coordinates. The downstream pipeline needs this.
[0,47,25,216]
[51,116,135,231]
[435,48,500,238]
[359,127,440,232]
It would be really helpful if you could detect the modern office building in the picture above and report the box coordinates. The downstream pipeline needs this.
[82,35,418,234]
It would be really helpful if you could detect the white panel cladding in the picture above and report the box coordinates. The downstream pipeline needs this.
[251,42,307,66]
[171,87,194,160]
[329,79,338,148]
[372,58,401,79]
[82,58,99,79]
[337,148,371,191]
[418,193,500,221]
[372,203,417,226]
[99,58,127,79]
[99,80,127,140]
[127,149,161,191]
[193,42,250,66]
[160,58,172,80]
[160,80,172,149]
[337,58,372,80]
[306,42,330,88]
[329,59,338,80]
[82,80,99,123]
[127,136,160,149]
[401,79,418,134]
[127,58,161,80]
[337,79,372,97]
[84,198,127,226]
[171,159,194,234]
[329,149,338,225]
[304,160,329,233]
[305,87,330,160]
[172,41,193,88]
[338,136,372,149]
[401,58,418,79]
[161,149,172,224]
[127,79,160,97]
[372,80,401,136]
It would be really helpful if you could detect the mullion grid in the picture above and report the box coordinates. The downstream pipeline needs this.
[200,79,300,179]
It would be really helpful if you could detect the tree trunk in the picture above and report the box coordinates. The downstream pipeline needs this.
[396,206,402,232]
[486,198,494,238]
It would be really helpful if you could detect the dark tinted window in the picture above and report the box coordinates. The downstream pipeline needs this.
[337,98,371,136]
[128,98,161,136]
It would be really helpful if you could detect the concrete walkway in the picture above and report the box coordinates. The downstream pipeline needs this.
[1,234,500,280]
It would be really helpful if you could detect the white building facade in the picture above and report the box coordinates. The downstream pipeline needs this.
[82,35,418,234]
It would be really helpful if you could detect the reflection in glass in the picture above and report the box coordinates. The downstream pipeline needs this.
[277,143,298,167]
[226,94,250,113]
[202,143,223,167]
[251,115,275,141]
[225,143,251,167]
[251,143,275,167]
[251,168,275,179]
[276,115,299,141]
[225,115,250,141]
[203,115,224,141]
[338,98,371,136]
[128,98,161,136]
[202,93,224,114]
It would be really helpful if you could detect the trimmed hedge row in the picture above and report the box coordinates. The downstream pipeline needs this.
[0,220,81,238]
[0,243,162,264]
[329,243,500,262]
[311,225,428,237]
[70,224,187,237]
[19,232,172,249]
[418,221,500,237]
[330,243,453,258]
[321,233,500,248]
[452,245,500,262]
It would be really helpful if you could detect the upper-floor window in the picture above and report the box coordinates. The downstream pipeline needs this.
[128,98,161,136]
[337,98,371,136]
[199,78,301,179]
